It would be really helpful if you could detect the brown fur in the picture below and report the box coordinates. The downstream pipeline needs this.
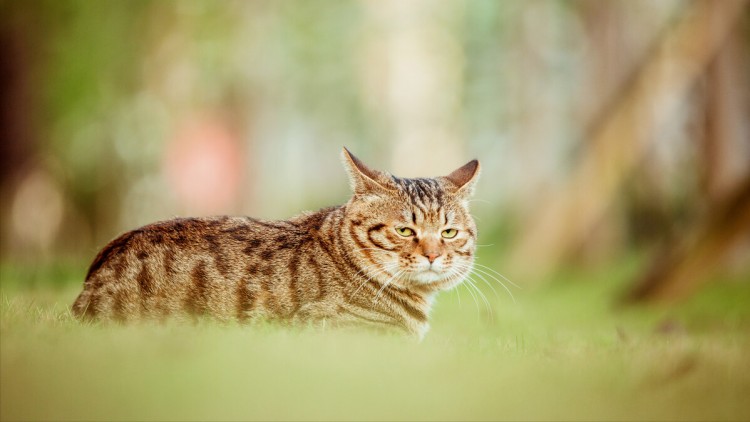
[72,148,480,338]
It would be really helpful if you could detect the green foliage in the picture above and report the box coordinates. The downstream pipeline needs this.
[0,262,85,291]
[35,0,148,186]
[2,264,749,420]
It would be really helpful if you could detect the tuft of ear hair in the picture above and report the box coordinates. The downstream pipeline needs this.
[340,147,396,195]
[444,159,480,198]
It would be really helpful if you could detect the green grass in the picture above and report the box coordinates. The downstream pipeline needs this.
[1,263,749,421]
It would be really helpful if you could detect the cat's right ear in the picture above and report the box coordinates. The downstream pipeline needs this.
[443,159,481,198]
[341,147,396,196]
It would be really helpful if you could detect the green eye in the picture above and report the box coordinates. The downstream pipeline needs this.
[441,229,458,239]
[395,227,414,237]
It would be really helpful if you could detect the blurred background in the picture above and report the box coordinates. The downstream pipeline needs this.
[1,0,749,303]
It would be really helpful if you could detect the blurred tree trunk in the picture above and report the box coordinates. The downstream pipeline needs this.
[699,19,750,205]
[0,13,35,190]
[624,12,750,303]
[623,175,750,302]
[0,3,87,260]
[508,0,749,282]
[0,7,37,257]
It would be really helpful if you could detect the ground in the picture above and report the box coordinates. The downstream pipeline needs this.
[1,260,749,421]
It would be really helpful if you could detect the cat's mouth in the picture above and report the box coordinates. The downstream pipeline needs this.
[411,269,445,284]
[405,266,468,291]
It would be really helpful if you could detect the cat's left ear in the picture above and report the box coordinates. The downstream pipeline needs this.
[443,159,480,198]
[341,147,397,196]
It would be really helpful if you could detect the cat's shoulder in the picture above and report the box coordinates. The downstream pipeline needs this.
[289,205,343,228]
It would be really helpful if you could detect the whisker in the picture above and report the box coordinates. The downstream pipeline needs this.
[460,278,481,318]
[351,263,398,298]
[450,262,514,303]
[464,277,492,321]
[454,274,462,307]
[376,268,403,297]
[356,248,395,253]
[352,260,397,280]
[458,264,516,304]
[466,277,492,312]
[467,269,501,300]
[374,268,405,305]
[472,263,521,289]
[436,268,463,307]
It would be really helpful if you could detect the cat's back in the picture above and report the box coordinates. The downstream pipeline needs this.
[72,212,336,322]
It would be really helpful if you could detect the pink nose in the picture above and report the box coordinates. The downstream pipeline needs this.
[424,252,440,263]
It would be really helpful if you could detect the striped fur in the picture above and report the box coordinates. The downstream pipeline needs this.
[72,148,480,339]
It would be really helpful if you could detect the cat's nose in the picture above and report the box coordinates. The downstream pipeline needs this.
[424,252,440,263]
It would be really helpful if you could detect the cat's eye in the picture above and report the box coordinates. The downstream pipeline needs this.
[441,228,458,239]
[395,227,414,237]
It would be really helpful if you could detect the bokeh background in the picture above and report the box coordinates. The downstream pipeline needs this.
[2,1,750,420]
[2,0,748,301]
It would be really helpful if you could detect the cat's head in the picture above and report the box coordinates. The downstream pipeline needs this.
[340,147,479,293]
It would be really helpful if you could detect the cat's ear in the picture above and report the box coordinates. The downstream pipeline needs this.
[341,147,396,195]
[443,159,480,198]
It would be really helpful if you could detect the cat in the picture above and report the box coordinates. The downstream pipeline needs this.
[72,147,480,339]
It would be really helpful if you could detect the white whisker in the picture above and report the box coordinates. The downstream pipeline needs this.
[464,277,492,321]
[352,259,396,279]
[467,269,501,300]
[472,263,521,289]
[356,248,395,253]
[454,274,462,307]
[470,267,516,303]
[466,277,492,312]
[374,268,405,305]
[460,278,481,317]
[452,262,516,304]
[351,263,398,298]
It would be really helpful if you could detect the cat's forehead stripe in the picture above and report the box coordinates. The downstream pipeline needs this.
[393,177,444,208]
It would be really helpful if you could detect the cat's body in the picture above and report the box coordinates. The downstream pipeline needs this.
[73,148,480,338]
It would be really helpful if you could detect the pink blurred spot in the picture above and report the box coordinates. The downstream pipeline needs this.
[165,116,243,215]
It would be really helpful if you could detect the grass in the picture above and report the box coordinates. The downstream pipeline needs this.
[1,261,749,421]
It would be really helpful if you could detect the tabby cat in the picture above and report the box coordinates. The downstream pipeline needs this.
[72,148,480,338]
